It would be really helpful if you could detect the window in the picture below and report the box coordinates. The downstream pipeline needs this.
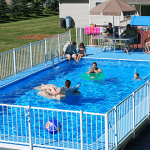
[95,2,101,6]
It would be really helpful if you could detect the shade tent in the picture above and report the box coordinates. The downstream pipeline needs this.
[130,15,150,27]
[90,0,136,38]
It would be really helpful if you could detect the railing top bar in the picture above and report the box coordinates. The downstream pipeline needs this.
[107,107,115,114]
[59,31,70,36]
[134,82,147,93]
[15,44,31,50]
[0,49,14,55]
[31,39,45,45]
[83,111,105,116]
[31,106,81,113]
[46,35,58,40]
[115,93,133,107]
[0,103,27,108]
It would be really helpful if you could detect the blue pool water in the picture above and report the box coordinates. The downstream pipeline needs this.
[1,58,150,113]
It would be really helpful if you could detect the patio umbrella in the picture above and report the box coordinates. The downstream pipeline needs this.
[90,0,136,37]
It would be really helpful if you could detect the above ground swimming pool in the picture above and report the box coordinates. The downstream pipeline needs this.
[1,58,150,113]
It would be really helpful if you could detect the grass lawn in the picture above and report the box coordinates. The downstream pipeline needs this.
[0,14,76,54]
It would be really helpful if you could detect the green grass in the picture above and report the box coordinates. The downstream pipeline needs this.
[0,14,76,54]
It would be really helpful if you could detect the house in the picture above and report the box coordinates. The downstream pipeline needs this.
[59,0,150,27]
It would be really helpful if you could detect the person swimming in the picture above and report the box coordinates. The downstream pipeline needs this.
[132,73,142,81]
[41,80,81,96]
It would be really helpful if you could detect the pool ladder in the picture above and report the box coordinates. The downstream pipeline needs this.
[45,50,59,69]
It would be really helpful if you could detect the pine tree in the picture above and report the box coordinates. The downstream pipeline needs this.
[9,0,21,18]
[0,0,9,21]
[20,0,30,17]
[31,0,43,16]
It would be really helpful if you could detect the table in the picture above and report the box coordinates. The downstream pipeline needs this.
[92,35,137,54]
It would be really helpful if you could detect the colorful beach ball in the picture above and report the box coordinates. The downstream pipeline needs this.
[46,120,61,134]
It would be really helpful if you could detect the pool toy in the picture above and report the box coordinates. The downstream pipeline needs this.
[134,67,138,74]
[81,72,104,80]
[46,120,61,134]
[34,84,81,100]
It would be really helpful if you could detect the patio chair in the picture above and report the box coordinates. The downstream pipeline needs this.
[118,26,138,53]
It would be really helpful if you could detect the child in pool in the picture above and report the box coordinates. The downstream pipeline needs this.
[132,73,142,81]
[77,43,86,61]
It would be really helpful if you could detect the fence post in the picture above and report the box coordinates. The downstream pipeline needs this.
[80,110,83,150]
[45,38,47,55]
[76,28,78,49]
[30,43,32,67]
[147,81,150,120]
[105,113,109,150]
[58,34,60,56]
[27,105,33,150]
[80,26,82,43]
[69,30,71,42]
[132,92,135,138]
[13,48,16,74]
[114,106,118,149]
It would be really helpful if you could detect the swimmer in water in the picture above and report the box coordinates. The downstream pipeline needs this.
[132,73,142,81]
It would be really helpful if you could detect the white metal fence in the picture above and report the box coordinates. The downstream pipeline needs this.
[0,31,71,80]
[0,80,150,150]
[76,27,102,48]
[76,27,149,51]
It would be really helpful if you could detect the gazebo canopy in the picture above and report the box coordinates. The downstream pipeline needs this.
[130,15,150,27]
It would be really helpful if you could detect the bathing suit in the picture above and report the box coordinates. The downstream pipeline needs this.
[79,48,85,55]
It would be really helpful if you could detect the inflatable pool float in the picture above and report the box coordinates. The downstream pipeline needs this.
[81,72,104,80]
[34,84,80,100]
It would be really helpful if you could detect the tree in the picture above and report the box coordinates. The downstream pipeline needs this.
[0,0,9,20]
[20,0,30,17]
[9,0,21,18]
[45,0,59,13]
[31,0,43,16]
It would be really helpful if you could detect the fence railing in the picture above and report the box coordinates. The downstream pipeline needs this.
[0,31,71,80]
[76,27,149,51]
[76,27,102,48]
[0,80,150,150]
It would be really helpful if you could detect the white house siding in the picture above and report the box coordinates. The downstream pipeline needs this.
[60,0,89,27]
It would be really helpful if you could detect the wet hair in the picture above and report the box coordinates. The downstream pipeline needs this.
[92,62,97,66]
[79,42,85,48]
[89,68,94,73]
[135,73,139,77]
[108,23,112,26]
[126,24,132,30]
[71,41,76,46]
[65,80,71,87]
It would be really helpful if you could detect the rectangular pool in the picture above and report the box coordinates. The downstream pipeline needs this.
[1,58,150,114]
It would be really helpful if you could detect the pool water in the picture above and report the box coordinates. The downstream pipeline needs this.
[0,59,150,113]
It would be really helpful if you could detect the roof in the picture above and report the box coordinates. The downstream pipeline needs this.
[122,0,150,4]
[130,15,150,27]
